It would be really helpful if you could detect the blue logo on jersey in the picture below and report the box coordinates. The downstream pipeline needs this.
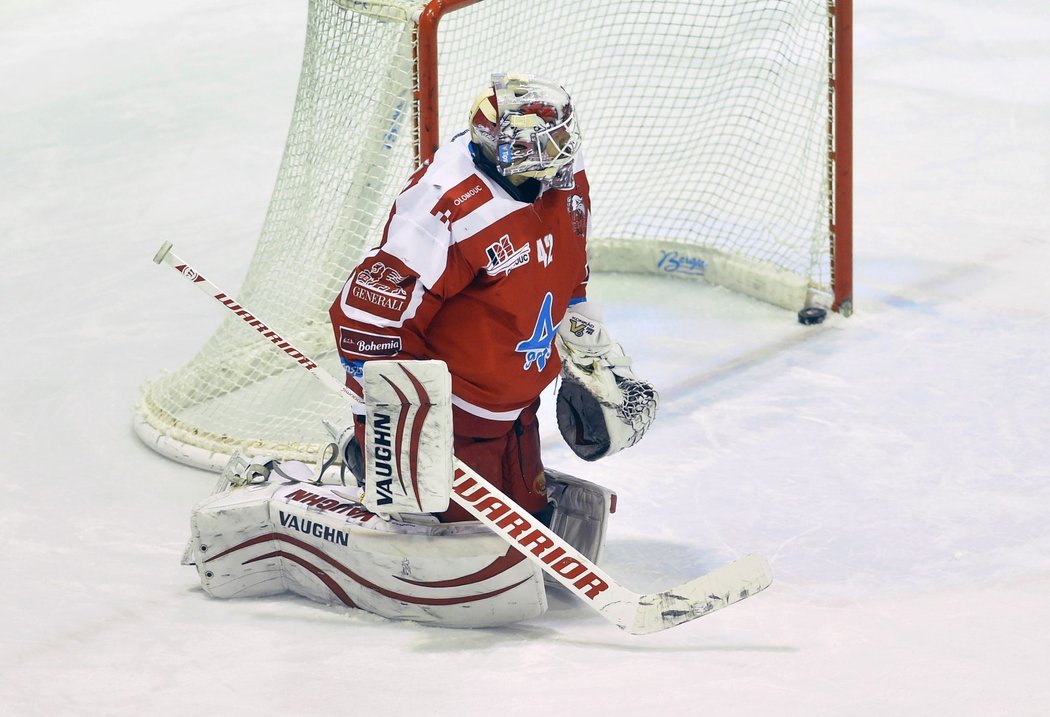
[515,292,558,371]
[341,357,364,379]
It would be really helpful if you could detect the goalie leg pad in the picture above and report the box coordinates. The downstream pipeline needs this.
[190,475,548,628]
[544,469,615,564]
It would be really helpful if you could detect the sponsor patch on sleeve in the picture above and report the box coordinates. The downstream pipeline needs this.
[347,254,418,321]
[430,175,494,227]
[339,327,403,358]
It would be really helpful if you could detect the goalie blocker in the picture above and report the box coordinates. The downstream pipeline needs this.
[360,359,454,515]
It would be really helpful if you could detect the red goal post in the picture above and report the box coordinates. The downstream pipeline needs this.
[831,0,853,315]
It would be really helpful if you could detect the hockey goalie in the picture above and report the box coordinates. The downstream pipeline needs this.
[188,74,659,628]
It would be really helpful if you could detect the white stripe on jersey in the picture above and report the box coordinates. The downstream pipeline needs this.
[451,394,526,422]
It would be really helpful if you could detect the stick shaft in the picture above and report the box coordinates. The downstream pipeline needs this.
[153,241,361,408]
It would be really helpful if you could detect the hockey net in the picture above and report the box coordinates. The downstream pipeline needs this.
[136,0,852,470]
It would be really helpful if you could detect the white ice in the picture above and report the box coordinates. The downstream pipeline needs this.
[2,1,1049,715]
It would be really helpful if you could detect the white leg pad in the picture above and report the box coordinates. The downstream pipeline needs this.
[190,476,547,628]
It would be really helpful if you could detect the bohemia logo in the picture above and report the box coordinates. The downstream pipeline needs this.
[351,259,415,319]
[484,234,531,276]
[339,327,402,358]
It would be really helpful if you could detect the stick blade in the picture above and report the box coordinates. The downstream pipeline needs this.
[613,553,773,635]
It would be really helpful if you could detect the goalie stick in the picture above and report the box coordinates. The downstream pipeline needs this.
[152,241,772,634]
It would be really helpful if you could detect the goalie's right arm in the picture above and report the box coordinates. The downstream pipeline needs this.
[555,303,658,461]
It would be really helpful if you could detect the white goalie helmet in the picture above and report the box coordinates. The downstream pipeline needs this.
[469,73,582,189]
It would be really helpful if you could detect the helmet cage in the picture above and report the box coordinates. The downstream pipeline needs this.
[472,74,582,189]
[497,111,581,185]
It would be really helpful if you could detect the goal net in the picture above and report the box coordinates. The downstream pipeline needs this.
[135,0,852,470]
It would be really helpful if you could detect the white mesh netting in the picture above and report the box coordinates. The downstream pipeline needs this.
[136,0,843,469]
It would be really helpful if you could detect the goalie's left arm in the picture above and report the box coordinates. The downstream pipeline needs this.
[555,302,659,461]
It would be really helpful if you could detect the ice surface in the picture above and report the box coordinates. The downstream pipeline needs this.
[2,1,1049,715]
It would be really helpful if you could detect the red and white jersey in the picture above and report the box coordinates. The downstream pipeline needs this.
[330,132,591,428]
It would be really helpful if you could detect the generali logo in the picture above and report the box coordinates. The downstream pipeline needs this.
[348,256,418,320]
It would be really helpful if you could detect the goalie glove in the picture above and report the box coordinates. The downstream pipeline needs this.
[555,305,658,461]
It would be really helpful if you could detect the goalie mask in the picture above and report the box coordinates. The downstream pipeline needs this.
[470,73,582,189]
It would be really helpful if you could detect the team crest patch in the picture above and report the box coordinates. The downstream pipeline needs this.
[484,234,531,276]
[349,255,417,320]
[567,194,586,237]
